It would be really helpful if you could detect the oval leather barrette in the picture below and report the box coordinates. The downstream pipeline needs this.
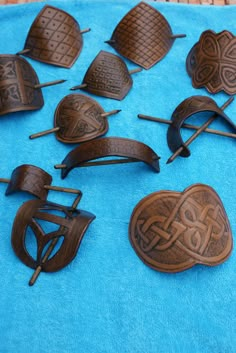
[54,137,160,179]
[29,94,121,143]
[105,1,186,69]
[0,54,65,116]
[186,30,236,95]
[138,95,236,164]
[129,183,233,273]
[17,5,90,68]
[70,50,142,100]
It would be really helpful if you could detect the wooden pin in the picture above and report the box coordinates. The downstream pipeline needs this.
[170,34,186,39]
[16,48,31,55]
[34,79,66,89]
[54,158,141,169]
[80,28,91,34]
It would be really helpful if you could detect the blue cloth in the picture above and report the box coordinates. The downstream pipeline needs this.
[0,1,235,352]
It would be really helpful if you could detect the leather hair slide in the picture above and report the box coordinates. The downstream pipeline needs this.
[186,30,236,95]
[70,50,142,100]
[29,94,121,144]
[54,137,160,179]
[129,184,233,272]
[0,54,65,116]
[17,5,90,68]
[105,2,186,69]
[138,96,236,164]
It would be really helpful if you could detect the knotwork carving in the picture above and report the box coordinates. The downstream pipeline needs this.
[129,184,232,272]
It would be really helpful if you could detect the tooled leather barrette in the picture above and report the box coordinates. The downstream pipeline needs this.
[17,5,90,68]
[70,50,142,100]
[0,164,95,286]
[186,30,236,95]
[138,96,236,163]
[0,54,65,116]
[29,94,121,144]
[54,137,160,179]
[105,2,186,69]
[129,184,233,272]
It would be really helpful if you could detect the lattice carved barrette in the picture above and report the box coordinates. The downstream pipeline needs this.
[70,51,142,100]
[105,2,186,69]
[29,94,121,144]
[129,184,233,272]
[54,137,160,179]
[17,5,90,68]
[0,55,65,116]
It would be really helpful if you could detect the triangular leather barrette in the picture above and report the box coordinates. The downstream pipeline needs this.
[105,2,186,69]
[70,50,142,100]
[29,94,121,143]
[129,184,233,272]
[17,5,90,68]
[0,54,65,116]
[186,30,236,95]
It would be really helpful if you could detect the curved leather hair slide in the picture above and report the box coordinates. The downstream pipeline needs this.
[70,50,142,100]
[105,2,186,69]
[18,5,90,68]
[186,30,236,95]
[29,94,121,144]
[11,199,95,285]
[55,137,160,179]
[167,96,236,157]
[129,183,233,272]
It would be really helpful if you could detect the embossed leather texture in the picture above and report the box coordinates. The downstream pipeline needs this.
[129,184,233,272]
[186,30,236,94]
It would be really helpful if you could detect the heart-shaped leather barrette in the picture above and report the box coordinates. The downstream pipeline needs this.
[129,184,233,272]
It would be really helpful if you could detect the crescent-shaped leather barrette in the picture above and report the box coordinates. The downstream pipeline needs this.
[70,50,142,100]
[54,137,160,179]
[105,2,186,69]
[29,94,121,143]
[186,30,236,95]
[17,5,90,68]
[129,183,233,272]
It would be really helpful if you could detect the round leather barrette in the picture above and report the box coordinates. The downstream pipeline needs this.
[29,94,121,143]
[17,5,90,68]
[54,137,160,179]
[129,184,233,273]
[105,2,186,69]
[70,50,142,100]
[186,30,236,95]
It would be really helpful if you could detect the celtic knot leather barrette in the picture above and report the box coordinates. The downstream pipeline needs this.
[129,184,233,272]
[70,50,142,100]
[186,30,236,95]
[29,94,121,144]
[0,54,65,116]
[54,137,160,179]
[105,2,186,69]
[17,5,90,68]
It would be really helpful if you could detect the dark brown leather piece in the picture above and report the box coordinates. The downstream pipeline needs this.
[167,96,236,157]
[129,184,233,272]
[5,164,52,200]
[186,30,236,94]
[80,51,133,100]
[107,2,175,69]
[23,5,83,68]
[58,137,160,179]
[0,55,43,116]
[54,94,108,143]
[11,199,95,272]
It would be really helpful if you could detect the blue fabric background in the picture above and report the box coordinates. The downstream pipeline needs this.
[0,1,235,352]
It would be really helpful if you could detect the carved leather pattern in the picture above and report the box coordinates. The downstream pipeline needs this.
[129,184,232,272]
[186,30,236,94]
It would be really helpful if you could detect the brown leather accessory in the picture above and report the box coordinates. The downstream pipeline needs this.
[186,30,236,94]
[129,184,233,273]
[54,137,160,179]
[19,5,88,68]
[0,54,43,116]
[105,2,186,69]
[29,94,121,144]
[70,51,141,100]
